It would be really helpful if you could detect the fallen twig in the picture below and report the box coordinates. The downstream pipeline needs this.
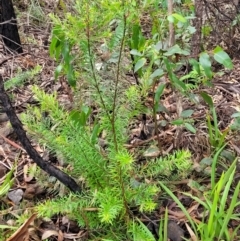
[0,74,81,193]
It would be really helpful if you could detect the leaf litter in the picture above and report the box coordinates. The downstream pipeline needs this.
[0,0,240,240]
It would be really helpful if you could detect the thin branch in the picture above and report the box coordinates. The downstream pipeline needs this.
[85,4,111,123]
[0,18,17,25]
[0,75,81,193]
[111,13,127,151]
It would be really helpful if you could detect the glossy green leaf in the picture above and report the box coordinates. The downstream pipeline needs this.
[154,84,165,110]
[49,37,58,57]
[54,64,63,80]
[213,46,233,69]
[155,41,165,51]
[66,65,76,87]
[130,49,142,56]
[69,106,91,126]
[230,116,240,130]
[163,57,172,73]
[187,25,196,34]
[164,45,181,56]
[62,41,71,65]
[220,150,235,161]
[131,24,140,49]
[180,109,194,118]
[172,13,187,23]
[69,110,82,125]
[231,112,240,118]
[199,52,212,79]
[91,123,100,144]
[171,119,184,125]
[130,24,146,51]
[167,15,175,23]
[172,74,187,91]
[150,69,164,79]
[82,105,91,116]
[200,157,213,166]
[134,58,146,72]
[200,92,213,108]
[189,58,201,74]
[164,45,190,56]
[138,35,146,50]
[156,104,169,113]
[184,123,196,133]
[50,37,62,60]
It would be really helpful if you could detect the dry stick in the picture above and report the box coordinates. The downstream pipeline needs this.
[0,75,81,193]
[167,0,175,48]
[0,18,17,25]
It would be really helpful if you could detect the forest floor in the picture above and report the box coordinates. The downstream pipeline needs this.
[0,1,240,241]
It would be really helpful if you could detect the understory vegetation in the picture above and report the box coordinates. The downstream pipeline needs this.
[1,0,240,241]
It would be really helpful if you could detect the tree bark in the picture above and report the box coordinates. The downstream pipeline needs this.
[168,0,175,47]
[190,0,203,58]
[0,0,23,53]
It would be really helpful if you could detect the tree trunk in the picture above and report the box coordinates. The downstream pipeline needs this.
[0,0,23,53]
[190,0,203,58]
[168,0,175,48]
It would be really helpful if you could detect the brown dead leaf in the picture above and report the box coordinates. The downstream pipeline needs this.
[58,230,64,241]
[0,134,25,151]
[143,145,161,157]
[23,163,37,182]
[19,56,36,69]
[63,230,86,239]
[6,213,37,241]
[29,227,41,241]
[185,222,198,241]
[41,230,59,240]
[23,184,45,200]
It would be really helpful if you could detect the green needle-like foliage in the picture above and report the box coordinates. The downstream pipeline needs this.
[21,0,193,239]
[22,83,192,238]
